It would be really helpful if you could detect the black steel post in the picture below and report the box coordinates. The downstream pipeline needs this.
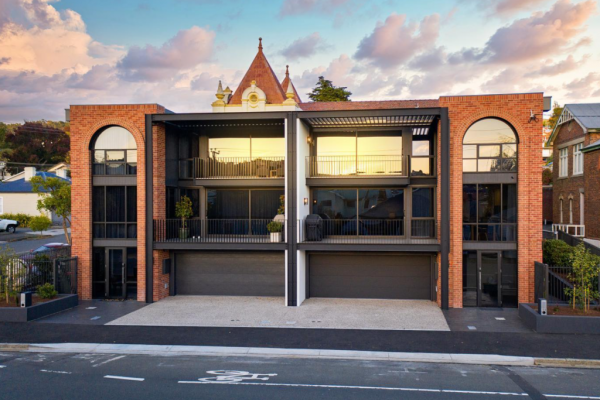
[145,115,154,304]
[441,108,450,310]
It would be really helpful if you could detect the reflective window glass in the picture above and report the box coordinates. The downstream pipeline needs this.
[463,145,477,158]
[93,126,137,150]
[463,119,517,144]
[479,145,501,158]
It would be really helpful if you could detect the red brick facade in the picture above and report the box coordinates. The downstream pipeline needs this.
[440,93,544,307]
[552,119,600,239]
[70,104,165,301]
[70,94,544,308]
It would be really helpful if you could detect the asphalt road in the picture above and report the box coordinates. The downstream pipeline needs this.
[1,351,599,399]
[0,233,67,253]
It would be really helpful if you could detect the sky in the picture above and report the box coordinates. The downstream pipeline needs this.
[0,0,599,122]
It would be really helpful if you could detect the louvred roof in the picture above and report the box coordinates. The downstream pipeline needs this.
[299,99,440,111]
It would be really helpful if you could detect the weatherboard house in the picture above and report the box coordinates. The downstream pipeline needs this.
[69,39,549,310]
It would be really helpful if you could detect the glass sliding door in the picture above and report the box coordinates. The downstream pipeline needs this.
[462,251,478,307]
[463,250,515,307]
[107,248,125,299]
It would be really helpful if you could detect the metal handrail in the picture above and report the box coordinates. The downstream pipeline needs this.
[153,219,286,243]
[306,155,405,177]
[183,157,286,179]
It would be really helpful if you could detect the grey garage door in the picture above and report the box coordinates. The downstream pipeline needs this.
[309,254,432,300]
[176,252,285,296]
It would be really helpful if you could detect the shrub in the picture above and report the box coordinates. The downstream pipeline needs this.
[29,215,52,233]
[0,213,34,228]
[565,243,600,312]
[543,239,574,266]
[37,282,57,299]
[267,221,283,233]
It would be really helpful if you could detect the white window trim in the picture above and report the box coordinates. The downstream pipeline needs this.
[573,143,584,176]
[0,197,3,214]
[559,147,569,178]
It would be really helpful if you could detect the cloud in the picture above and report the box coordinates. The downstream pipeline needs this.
[524,55,586,77]
[0,0,124,75]
[354,13,440,69]
[279,32,331,61]
[0,57,10,65]
[116,26,215,82]
[190,72,223,91]
[279,0,351,16]
[463,0,551,16]
[564,72,600,97]
[483,0,596,64]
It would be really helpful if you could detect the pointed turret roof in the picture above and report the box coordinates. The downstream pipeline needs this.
[281,65,302,104]
[228,38,287,105]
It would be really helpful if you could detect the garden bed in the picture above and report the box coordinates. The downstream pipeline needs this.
[548,305,600,317]
[0,295,55,308]
[0,294,78,322]
[519,303,600,334]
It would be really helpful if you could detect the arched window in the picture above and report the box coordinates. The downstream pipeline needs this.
[463,118,517,172]
[569,198,573,224]
[92,126,137,175]
[560,198,564,223]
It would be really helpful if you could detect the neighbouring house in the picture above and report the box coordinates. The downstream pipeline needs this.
[0,166,71,224]
[3,162,70,182]
[70,39,550,309]
[547,104,600,239]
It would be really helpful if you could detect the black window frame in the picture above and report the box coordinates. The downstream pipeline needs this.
[93,185,137,239]
[462,118,518,173]
[462,183,517,242]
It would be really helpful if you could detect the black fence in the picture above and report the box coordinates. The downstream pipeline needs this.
[535,261,599,305]
[542,230,557,240]
[154,219,286,243]
[557,230,600,257]
[0,247,77,296]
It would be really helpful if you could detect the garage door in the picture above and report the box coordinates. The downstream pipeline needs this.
[309,254,432,300]
[176,252,285,296]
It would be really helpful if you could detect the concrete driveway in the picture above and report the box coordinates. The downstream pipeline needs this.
[107,296,450,331]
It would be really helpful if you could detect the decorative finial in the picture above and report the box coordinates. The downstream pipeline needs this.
[285,65,289,76]
[258,37,263,51]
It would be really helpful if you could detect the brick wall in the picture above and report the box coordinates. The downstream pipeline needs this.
[584,149,600,239]
[70,104,164,301]
[439,93,544,307]
[552,122,585,225]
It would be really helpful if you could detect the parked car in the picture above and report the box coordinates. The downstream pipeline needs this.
[0,218,19,233]
[31,243,70,254]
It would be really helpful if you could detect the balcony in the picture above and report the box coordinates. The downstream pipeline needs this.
[179,157,285,180]
[299,218,437,245]
[153,219,286,244]
[306,155,435,181]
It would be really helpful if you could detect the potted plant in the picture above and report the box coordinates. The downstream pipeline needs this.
[175,195,193,240]
[267,221,283,243]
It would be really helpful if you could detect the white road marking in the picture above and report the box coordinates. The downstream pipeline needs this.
[90,316,101,320]
[86,307,97,310]
[104,375,144,382]
[467,326,477,330]
[178,380,528,396]
[0,365,6,368]
[93,355,126,368]
[41,369,72,374]
[495,317,506,321]
[177,381,600,399]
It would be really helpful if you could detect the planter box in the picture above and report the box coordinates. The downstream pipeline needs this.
[0,294,78,322]
[270,232,282,242]
[519,303,600,334]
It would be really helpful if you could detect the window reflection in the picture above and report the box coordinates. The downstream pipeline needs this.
[92,126,137,176]
[462,118,517,173]
[207,137,285,159]
[462,184,517,242]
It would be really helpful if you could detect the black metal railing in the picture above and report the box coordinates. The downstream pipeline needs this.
[179,157,285,179]
[307,155,405,177]
[154,219,286,243]
[0,247,76,297]
[299,218,438,244]
[535,261,599,305]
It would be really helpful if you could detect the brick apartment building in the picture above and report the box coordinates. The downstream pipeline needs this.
[69,40,548,309]
[547,104,600,240]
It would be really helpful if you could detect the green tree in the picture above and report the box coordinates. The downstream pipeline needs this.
[544,102,563,132]
[29,215,52,234]
[565,243,600,312]
[5,121,70,169]
[307,76,352,102]
[0,247,19,304]
[30,176,71,244]
[175,195,193,228]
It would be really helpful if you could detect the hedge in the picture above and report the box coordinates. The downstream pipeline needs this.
[0,213,36,228]
[542,239,575,266]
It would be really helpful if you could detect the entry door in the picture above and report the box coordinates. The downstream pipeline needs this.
[478,252,501,307]
[106,248,126,299]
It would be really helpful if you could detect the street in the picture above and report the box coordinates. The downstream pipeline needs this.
[0,232,67,253]
[1,351,599,399]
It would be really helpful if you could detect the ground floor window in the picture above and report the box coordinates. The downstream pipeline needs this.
[462,250,517,308]
[463,183,516,242]
[92,247,137,299]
